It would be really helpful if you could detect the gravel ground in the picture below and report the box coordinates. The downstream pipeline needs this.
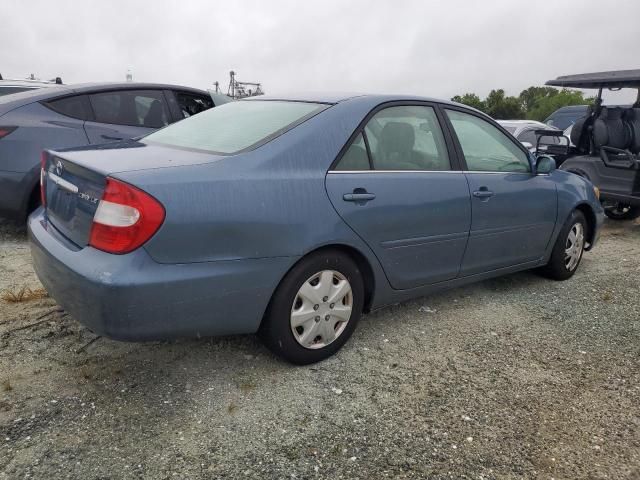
[0,217,639,479]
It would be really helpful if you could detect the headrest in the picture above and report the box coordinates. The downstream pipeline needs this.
[599,107,624,121]
[380,122,415,153]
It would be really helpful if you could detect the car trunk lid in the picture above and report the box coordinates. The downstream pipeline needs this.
[42,141,225,248]
[43,152,106,247]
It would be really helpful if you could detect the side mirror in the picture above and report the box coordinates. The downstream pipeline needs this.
[521,141,534,150]
[536,155,556,174]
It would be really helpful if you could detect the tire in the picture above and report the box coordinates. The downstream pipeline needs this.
[604,203,640,221]
[259,250,364,365]
[539,210,587,281]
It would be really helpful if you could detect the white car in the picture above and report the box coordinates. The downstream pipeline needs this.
[497,120,559,151]
[0,74,63,97]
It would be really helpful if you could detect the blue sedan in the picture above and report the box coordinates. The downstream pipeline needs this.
[29,93,604,364]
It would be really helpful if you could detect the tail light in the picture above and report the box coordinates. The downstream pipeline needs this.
[40,151,47,207]
[0,127,17,140]
[89,178,165,254]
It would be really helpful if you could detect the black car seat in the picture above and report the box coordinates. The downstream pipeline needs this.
[569,107,593,154]
[623,108,640,154]
[377,122,416,169]
[593,107,631,151]
[144,100,166,128]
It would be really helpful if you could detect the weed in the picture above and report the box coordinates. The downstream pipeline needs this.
[1,286,48,303]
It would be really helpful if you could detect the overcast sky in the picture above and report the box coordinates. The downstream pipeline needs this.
[2,0,639,102]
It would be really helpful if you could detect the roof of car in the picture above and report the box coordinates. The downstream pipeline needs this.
[546,69,640,89]
[246,92,473,109]
[67,82,207,94]
[0,82,209,113]
[245,92,367,104]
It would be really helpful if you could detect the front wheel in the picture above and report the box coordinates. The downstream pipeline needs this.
[604,202,640,221]
[259,250,364,364]
[539,210,587,280]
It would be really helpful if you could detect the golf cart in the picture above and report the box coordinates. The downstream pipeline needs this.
[546,69,640,220]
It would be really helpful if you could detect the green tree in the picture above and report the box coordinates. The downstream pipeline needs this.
[451,86,594,121]
[518,86,559,113]
[484,89,525,119]
[526,89,593,122]
[451,93,486,112]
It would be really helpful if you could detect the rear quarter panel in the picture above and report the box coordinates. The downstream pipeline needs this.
[116,97,389,278]
[0,102,89,173]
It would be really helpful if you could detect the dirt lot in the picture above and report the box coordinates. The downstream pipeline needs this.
[0,218,639,479]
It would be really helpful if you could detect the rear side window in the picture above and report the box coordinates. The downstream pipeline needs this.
[44,95,88,120]
[175,92,214,118]
[446,109,530,173]
[334,105,451,171]
[335,133,370,170]
[89,90,170,128]
[143,100,327,154]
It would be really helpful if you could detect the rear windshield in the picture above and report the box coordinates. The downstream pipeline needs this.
[143,100,328,154]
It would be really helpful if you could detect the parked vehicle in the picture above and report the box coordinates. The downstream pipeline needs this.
[547,70,640,220]
[498,120,570,165]
[0,73,63,97]
[544,105,590,130]
[29,93,604,364]
[0,82,220,221]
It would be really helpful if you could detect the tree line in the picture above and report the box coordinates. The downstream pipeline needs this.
[451,87,593,121]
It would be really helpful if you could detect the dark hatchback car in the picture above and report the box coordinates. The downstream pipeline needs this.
[0,82,221,221]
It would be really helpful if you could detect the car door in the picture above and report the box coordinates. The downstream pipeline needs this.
[84,89,171,143]
[443,108,557,276]
[325,103,471,290]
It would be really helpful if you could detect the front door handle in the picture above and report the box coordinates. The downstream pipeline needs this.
[343,189,376,204]
[472,188,494,199]
[101,134,124,141]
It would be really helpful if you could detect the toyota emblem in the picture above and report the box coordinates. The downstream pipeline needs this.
[55,160,64,176]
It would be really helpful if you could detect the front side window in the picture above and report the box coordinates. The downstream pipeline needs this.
[334,105,451,171]
[89,90,169,128]
[446,109,530,173]
[143,100,326,154]
[176,92,214,118]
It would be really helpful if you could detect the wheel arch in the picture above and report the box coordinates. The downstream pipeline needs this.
[574,202,597,248]
[263,243,377,326]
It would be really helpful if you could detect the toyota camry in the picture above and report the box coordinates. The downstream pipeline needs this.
[29,93,604,364]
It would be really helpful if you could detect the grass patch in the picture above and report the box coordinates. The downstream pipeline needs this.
[1,286,48,303]
[1,379,12,392]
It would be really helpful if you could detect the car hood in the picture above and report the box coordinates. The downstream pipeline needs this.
[50,139,226,176]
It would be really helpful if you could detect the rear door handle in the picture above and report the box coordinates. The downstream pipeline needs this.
[343,193,376,202]
[472,188,494,199]
[101,134,124,141]
[343,190,376,204]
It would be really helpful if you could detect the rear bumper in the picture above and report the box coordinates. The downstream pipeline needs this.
[0,169,32,220]
[28,209,297,341]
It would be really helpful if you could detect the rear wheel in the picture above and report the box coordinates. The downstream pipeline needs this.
[604,202,640,221]
[539,210,587,280]
[259,250,364,364]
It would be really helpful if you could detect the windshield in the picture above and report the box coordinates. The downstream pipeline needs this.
[143,100,328,154]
